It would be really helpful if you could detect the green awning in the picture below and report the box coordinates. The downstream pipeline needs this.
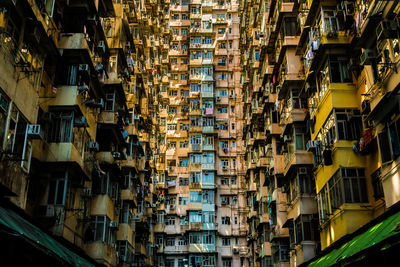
[0,206,95,267]
[309,210,400,267]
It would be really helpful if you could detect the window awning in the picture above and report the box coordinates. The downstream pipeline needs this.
[0,205,95,267]
[307,208,400,267]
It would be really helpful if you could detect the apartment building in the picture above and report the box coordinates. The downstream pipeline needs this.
[0,0,162,266]
[153,0,250,266]
[241,0,400,266]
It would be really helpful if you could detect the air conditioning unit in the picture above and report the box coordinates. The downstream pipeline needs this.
[78,64,89,72]
[283,135,291,142]
[251,159,256,164]
[36,205,55,218]
[306,140,317,151]
[376,20,399,40]
[361,99,371,115]
[74,116,88,127]
[112,152,121,159]
[27,124,44,139]
[77,85,89,95]
[87,15,96,21]
[82,188,92,198]
[298,167,307,174]
[109,221,118,228]
[222,165,228,170]
[360,49,377,65]
[233,247,239,254]
[326,30,338,39]
[169,204,176,210]
[341,1,355,15]
[229,94,234,98]
[216,96,221,101]
[88,140,99,152]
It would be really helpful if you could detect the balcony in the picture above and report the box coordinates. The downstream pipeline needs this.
[170,4,189,12]
[202,126,214,134]
[164,245,189,254]
[189,244,215,253]
[189,126,202,132]
[283,151,313,175]
[202,163,214,170]
[57,33,96,67]
[202,144,214,150]
[98,111,118,124]
[201,91,214,98]
[202,57,213,65]
[190,58,202,65]
[169,20,191,27]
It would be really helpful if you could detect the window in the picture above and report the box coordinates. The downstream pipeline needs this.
[221,196,230,205]
[218,57,226,66]
[203,232,215,244]
[189,211,202,223]
[168,141,176,149]
[202,152,215,164]
[218,28,226,34]
[179,216,189,225]
[378,118,400,164]
[189,233,201,244]
[284,17,297,36]
[329,56,351,83]
[294,214,319,244]
[90,216,115,246]
[180,140,189,148]
[49,111,73,142]
[166,216,176,225]
[222,237,231,246]
[190,172,201,183]
[165,259,174,267]
[222,216,231,225]
[168,106,177,113]
[167,124,177,130]
[105,92,115,111]
[47,173,68,205]
[318,168,368,219]
[221,177,229,185]
[190,154,202,164]
[179,177,189,186]
[218,107,228,113]
[218,73,227,80]
[203,255,216,266]
[371,168,384,200]
[222,258,232,267]
[179,197,188,205]
[202,211,215,223]
[202,172,214,184]
[294,127,308,150]
[221,159,229,167]
[179,158,188,167]
[202,190,215,204]
[170,58,178,64]
[166,237,175,246]
[203,36,212,44]
[178,237,187,246]
[190,191,202,202]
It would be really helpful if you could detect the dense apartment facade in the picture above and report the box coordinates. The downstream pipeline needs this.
[153,0,249,266]
[241,0,400,266]
[0,0,163,266]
